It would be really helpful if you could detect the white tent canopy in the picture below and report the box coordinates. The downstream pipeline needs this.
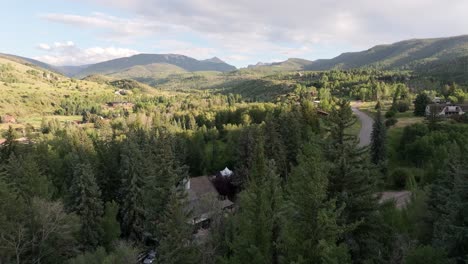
[220,167,233,177]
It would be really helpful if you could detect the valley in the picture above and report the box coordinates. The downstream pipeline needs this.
[1,34,468,264]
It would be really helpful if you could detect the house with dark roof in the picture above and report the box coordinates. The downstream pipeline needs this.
[426,104,468,117]
[185,176,234,228]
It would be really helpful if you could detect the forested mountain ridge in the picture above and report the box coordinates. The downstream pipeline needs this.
[72,53,237,78]
[246,35,468,77]
[247,58,314,72]
[306,35,468,71]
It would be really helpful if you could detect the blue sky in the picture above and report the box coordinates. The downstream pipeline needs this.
[2,0,468,67]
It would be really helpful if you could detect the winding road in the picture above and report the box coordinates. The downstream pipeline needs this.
[351,104,412,209]
[351,105,374,147]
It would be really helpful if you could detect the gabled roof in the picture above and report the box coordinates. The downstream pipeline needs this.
[186,176,233,222]
[427,104,468,112]
[187,176,218,202]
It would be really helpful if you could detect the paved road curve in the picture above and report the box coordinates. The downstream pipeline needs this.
[351,106,413,209]
[351,106,374,147]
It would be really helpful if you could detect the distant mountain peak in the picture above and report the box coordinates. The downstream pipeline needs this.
[203,57,225,64]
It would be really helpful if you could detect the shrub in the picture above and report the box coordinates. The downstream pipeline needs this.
[385,110,396,118]
[390,168,411,189]
[385,118,398,127]
[396,100,410,112]
[404,245,451,264]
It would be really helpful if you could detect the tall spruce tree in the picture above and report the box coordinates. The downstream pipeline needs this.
[233,125,260,188]
[327,100,387,263]
[69,162,104,250]
[429,150,468,262]
[119,135,146,241]
[280,141,351,264]
[413,93,431,117]
[101,201,121,251]
[370,109,387,166]
[223,160,283,264]
[263,115,288,179]
[143,131,187,237]
[327,100,356,148]
[157,188,200,264]
[3,154,51,201]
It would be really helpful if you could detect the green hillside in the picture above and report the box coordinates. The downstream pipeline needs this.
[415,55,468,84]
[0,56,177,125]
[247,58,313,72]
[107,63,187,84]
[0,57,110,117]
[0,53,58,73]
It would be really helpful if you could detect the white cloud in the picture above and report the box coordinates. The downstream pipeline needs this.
[34,41,139,65]
[40,12,186,41]
[76,0,468,44]
[43,0,468,65]
[37,43,51,51]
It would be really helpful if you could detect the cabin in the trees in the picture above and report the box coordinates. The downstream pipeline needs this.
[185,175,234,229]
[425,104,468,117]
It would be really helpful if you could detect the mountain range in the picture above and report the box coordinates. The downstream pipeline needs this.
[2,35,468,83]
[248,35,468,75]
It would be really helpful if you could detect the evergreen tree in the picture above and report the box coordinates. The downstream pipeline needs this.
[414,93,431,116]
[69,162,104,250]
[144,131,187,237]
[223,160,283,264]
[93,138,121,203]
[0,126,17,163]
[264,115,288,179]
[278,107,303,167]
[101,201,121,251]
[327,100,387,263]
[327,99,356,147]
[429,152,468,262]
[3,153,51,201]
[370,109,387,166]
[233,126,260,187]
[157,189,200,264]
[281,141,351,264]
[119,136,146,241]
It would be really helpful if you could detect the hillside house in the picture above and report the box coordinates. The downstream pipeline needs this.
[425,104,468,117]
[186,176,234,228]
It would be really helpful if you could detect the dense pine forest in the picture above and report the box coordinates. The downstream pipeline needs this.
[1,49,468,264]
